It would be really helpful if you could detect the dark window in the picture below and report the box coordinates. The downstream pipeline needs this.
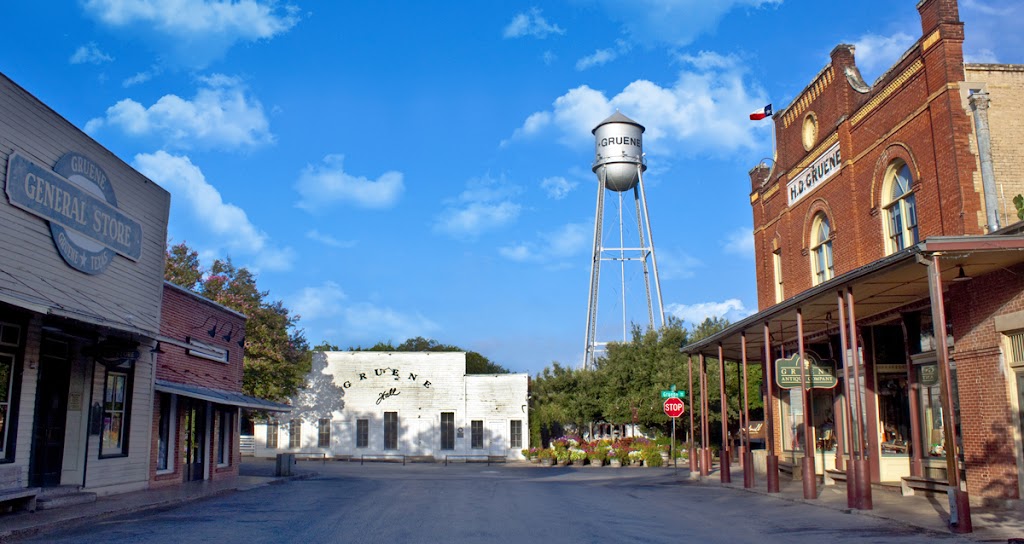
[100,367,133,457]
[471,420,483,449]
[384,412,398,450]
[510,420,523,449]
[289,419,301,449]
[157,393,172,470]
[0,321,23,462]
[440,412,455,450]
[218,410,232,465]
[318,418,331,448]
[267,422,278,449]
[356,419,368,448]
[0,353,15,458]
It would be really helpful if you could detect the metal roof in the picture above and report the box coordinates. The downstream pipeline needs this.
[155,379,292,412]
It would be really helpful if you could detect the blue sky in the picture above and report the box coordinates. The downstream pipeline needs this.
[2,1,1021,375]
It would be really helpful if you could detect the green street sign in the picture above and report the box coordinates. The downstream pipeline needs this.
[661,390,687,399]
[774,351,838,390]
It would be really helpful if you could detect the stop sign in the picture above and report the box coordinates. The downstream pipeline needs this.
[663,397,685,418]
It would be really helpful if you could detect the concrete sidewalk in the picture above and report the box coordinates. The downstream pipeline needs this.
[0,460,316,542]
[693,462,1024,543]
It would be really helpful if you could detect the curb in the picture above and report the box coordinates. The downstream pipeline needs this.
[0,472,316,543]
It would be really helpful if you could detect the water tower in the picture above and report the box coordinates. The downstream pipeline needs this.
[583,112,665,369]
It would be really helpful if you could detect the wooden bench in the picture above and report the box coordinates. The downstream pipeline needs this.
[900,476,947,496]
[778,460,801,480]
[0,465,39,513]
[824,468,847,485]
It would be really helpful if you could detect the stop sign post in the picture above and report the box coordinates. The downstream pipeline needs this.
[663,397,686,469]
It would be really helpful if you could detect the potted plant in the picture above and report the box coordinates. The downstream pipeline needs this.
[587,448,607,467]
[607,448,622,468]
[642,446,664,467]
[569,448,587,466]
[537,449,554,467]
[555,449,570,466]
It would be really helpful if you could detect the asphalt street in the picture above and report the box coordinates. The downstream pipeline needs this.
[22,463,970,544]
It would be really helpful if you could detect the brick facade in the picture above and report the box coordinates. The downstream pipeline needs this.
[746,0,1024,502]
[149,283,246,487]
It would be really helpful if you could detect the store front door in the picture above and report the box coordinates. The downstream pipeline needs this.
[30,337,71,487]
[183,400,206,482]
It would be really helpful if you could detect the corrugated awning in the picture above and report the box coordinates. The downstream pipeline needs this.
[155,379,292,412]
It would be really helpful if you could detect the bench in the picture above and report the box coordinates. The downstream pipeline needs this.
[444,454,507,466]
[0,465,39,513]
[824,468,847,486]
[293,452,327,465]
[900,476,947,496]
[360,454,406,465]
[778,460,801,480]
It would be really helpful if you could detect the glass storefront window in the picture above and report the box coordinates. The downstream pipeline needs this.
[877,374,910,456]
[781,388,835,452]
[916,363,945,458]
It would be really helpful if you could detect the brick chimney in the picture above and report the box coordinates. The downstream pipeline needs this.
[917,0,960,36]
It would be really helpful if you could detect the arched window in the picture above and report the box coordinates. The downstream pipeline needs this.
[883,161,919,253]
[810,214,834,285]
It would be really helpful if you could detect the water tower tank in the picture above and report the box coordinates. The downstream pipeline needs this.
[592,112,646,192]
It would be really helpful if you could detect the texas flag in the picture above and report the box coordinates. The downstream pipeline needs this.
[749,104,772,121]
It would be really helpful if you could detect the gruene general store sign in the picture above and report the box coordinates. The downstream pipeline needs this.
[5,151,143,274]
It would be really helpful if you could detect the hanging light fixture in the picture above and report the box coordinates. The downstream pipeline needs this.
[952,265,972,282]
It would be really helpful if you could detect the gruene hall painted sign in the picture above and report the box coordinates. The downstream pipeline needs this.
[5,151,143,274]
[775,351,838,390]
[340,366,434,406]
[786,141,841,207]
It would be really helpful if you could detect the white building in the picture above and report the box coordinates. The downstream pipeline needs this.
[254,352,530,461]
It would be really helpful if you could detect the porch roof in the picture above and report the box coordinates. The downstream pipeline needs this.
[155,379,292,412]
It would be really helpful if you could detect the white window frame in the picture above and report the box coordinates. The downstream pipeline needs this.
[217,409,232,467]
[773,249,784,304]
[882,161,919,254]
[186,337,229,364]
[810,213,834,286]
[156,393,177,474]
[318,418,331,448]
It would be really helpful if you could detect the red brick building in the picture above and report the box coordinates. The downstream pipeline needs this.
[150,283,288,488]
[681,0,1024,521]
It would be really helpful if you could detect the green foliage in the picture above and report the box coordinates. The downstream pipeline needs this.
[1014,194,1024,220]
[349,336,509,374]
[165,242,311,404]
[529,315,765,447]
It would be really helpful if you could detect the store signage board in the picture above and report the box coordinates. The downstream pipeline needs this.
[775,351,838,389]
[5,151,143,274]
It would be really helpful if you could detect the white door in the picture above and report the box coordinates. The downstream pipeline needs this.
[488,421,505,455]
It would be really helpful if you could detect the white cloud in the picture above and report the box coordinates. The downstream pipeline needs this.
[435,174,522,240]
[499,222,589,263]
[306,229,356,249]
[965,49,999,64]
[82,0,300,67]
[723,227,754,258]
[507,52,768,155]
[70,42,113,65]
[576,49,618,71]
[655,249,702,280]
[86,74,273,150]
[542,51,557,65]
[666,298,752,328]
[961,0,1023,64]
[541,176,577,199]
[122,65,163,87]
[291,282,347,322]
[590,0,779,47]
[848,32,915,83]
[503,8,564,39]
[295,155,404,212]
[341,303,440,344]
[133,151,293,271]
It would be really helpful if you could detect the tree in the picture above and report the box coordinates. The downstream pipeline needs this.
[349,336,509,374]
[164,242,311,403]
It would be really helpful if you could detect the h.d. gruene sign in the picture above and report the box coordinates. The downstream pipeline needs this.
[5,151,143,274]
[775,351,838,390]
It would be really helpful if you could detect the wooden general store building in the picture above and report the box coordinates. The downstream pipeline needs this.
[681,0,1024,530]
[0,69,286,512]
